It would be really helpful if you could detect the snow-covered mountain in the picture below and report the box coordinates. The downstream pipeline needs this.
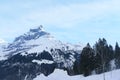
[2,25,82,57]
[0,25,83,80]
[0,25,118,80]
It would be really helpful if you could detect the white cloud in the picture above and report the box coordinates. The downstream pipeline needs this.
[18,0,120,28]
[0,0,120,43]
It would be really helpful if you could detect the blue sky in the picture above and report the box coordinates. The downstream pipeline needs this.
[0,0,120,46]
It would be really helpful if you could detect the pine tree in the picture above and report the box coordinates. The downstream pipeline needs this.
[94,38,111,74]
[115,42,120,69]
[79,43,95,76]
[73,60,80,75]
[108,45,114,60]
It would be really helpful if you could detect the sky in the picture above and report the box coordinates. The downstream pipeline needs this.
[0,0,120,46]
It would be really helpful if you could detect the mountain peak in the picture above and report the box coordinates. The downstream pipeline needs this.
[30,25,44,32]
[14,25,50,42]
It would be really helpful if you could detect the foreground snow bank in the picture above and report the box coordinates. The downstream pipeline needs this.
[83,69,120,80]
[34,69,82,80]
[34,69,120,80]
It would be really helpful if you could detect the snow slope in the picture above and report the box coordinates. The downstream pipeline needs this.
[2,26,82,56]
[32,59,54,65]
[34,69,82,80]
[34,69,120,80]
[0,26,83,71]
[0,45,6,60]
[0,43,8,60]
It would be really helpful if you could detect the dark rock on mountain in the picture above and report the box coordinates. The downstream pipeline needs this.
[0,51,56,80]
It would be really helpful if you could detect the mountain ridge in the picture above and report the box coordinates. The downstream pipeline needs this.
[0,25,82,58]
[0,25,82,80]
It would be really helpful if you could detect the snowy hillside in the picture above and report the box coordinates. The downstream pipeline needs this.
[0,43,8,60]
[0,26,83,80]
[0,45,6,60]
[0,26,82,70]
[2,25,82,58]
[34,69,120,80]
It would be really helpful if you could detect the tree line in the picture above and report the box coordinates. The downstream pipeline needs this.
[73,38,120,76]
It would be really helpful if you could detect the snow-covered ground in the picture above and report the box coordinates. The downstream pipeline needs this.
[0,43,8,60]
[32,59,54,65]
[34,69,120,80]
[34,69,82,80]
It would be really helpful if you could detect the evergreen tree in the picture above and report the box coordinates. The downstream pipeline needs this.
[115,42,120,69]
[73,38,115,76]
[94,38,111,73]
[108,45,114,60]
[73,60,80,75]
[107,45,114,70]
[79,43,95,76]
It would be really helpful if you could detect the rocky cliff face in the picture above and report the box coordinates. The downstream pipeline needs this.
[0,51,55,80]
